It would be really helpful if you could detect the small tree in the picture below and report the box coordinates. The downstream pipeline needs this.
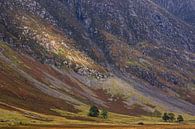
[162,112,175,122]
[88,106,99,117]
[177,115,184,123]
[168,113,175,122]
[101,109,108,119]
[162,113,169,122]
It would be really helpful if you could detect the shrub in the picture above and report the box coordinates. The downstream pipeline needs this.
[138,122,144,125]
[101,109,108,119]
[88,106,99,117]
[177,115,184,123]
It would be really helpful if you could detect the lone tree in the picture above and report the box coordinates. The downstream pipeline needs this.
[101,109,108,119]
[177,115,184,123]
[88,106,99,117]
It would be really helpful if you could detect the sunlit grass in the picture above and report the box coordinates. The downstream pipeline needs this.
[0,104,195,128]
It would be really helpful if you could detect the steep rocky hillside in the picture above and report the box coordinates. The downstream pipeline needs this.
[1,41,175,117]
[153,0,195,27]
[0,0,195,124]
[0,0,108,79]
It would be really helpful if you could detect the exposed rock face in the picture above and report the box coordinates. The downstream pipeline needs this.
[0,0,108,79]
[0,0,195,115]
[153,0,195,27]
[55,0,195,51]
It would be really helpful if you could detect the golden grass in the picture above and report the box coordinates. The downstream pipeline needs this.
[1,125,195,129]
[0,104,195,128]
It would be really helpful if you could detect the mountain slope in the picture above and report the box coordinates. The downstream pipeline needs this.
[152,0,195,27]
[1,40,195,118]
[34,0,195,105]
[0,0,195,125]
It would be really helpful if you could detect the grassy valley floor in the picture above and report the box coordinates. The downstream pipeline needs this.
[1,125,195,129]
[1,105,195,129]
